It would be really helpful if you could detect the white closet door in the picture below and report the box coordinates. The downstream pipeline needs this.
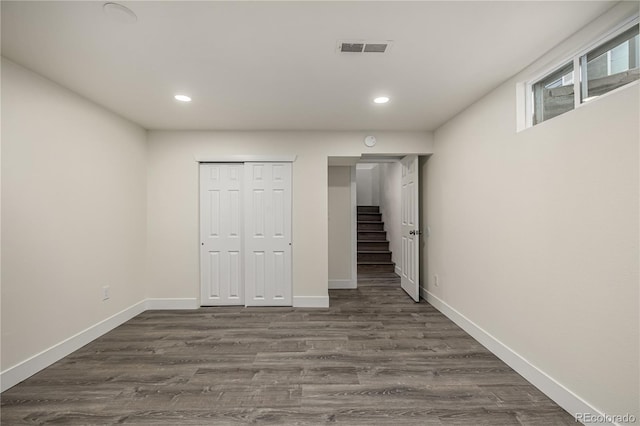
[200,163,244,305]
[244,163,292,306]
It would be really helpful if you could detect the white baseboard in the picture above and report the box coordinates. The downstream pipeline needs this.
[423,289,612,425]
[293,295,330,308]
[395,265,402,276]
[1,294,333,392]
[329,279,357,289]
[419,285,429,300]
[146,298,199,310]
[0,300,146,392]
[0,297,201,393]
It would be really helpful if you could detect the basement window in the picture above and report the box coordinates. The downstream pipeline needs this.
[580,24,639,102]
[525,17,639,128]
[532,62,575,125]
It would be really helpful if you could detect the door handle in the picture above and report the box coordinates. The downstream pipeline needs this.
[409,230,423,236]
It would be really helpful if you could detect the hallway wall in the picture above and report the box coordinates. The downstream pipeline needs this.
[355,164,379,206]
[328,166,354,285]
[378,162,402,271]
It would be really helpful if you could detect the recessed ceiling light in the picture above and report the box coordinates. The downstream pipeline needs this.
[374,96,390,104]
[174,94,192,102]
[103,2,137,24]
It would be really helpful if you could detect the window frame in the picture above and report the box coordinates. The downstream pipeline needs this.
[524,15,639,128]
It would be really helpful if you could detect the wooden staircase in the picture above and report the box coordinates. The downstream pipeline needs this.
[357,206,395,274]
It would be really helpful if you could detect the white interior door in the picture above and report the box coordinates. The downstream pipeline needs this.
[400,155,420,302]
[244,163,292,306]
[200,163,244,305]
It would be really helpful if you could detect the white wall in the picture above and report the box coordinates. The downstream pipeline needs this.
[1,59,147,372]
[146,131,432,304]
[371,164,380,206]
[356,163,378,206]
[328,166,354,286]
[426,3,639,420]
[355,166,370,205]
[378,162,401,269]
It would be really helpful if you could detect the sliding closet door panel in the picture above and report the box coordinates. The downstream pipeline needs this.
[253,189,265,236]
[253,251,266,299]
[245,162,292,306]
[273,251,286,298]
[200,163,244,305]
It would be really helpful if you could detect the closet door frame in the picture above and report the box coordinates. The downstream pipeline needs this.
[198,156,295,307]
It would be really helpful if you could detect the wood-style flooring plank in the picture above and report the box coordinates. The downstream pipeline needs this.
[1,275,575,425]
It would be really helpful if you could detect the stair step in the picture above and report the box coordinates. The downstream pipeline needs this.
[356,206,394,274]
[357,213,382,222]
[357,206,380,213]
[358,251,392,262]
[357,221,384,231]
[357,262,396,273]
[357,231,387,241]
[357,240,389,251]
[358,271,400,279]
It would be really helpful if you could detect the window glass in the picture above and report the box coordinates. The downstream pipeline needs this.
[532,62,574,125]
[582,24,639,102]
[526,20,639,128]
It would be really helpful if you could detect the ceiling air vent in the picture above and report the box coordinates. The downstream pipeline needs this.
[363,43,388,53]
[341,43,365,53]
[338,40,393,54]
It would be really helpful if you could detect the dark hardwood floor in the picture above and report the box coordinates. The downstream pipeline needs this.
[1,275,575,425]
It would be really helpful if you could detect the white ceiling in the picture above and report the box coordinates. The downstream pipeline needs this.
[1,1,615,131]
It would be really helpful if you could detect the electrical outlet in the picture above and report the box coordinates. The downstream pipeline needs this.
[434,274,439,287]
[102,285,110,301]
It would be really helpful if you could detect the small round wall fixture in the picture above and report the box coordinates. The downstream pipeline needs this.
[364,135,377,147]
[373,96,390,104]
[103,2,138,24]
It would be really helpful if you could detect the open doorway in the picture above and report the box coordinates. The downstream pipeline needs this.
[328,155,427,302]
[355,162,401,278]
